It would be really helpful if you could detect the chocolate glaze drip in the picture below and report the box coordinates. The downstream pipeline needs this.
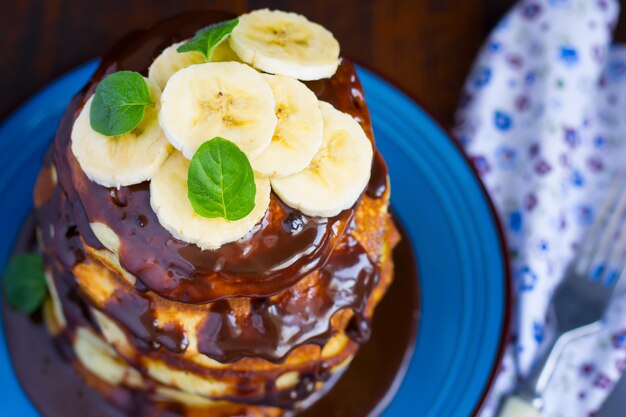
[35,151,86,271]
[48,11,387,305]
[72,170,351,304]
[367,151,389,199]
[196,236,378,363]
[38,169,379,362]
[104,290,189,353]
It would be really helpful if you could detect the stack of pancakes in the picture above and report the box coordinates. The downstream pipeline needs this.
[33,12,399,417]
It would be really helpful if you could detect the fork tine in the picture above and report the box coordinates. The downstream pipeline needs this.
[587,183,626,281]
[575,180,623,275]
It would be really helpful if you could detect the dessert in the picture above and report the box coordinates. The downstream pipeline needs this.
[27,9,399,417]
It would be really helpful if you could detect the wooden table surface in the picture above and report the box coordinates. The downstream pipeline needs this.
[0,0,522,125]
[2,0,626,415]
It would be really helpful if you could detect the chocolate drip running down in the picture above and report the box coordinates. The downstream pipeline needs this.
[104,290,190,353]
[38,162,382,362]
[195,236,378,362]
[50,10,388,305]
[3,216,418,417]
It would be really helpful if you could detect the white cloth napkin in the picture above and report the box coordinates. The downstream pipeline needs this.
[453,0,626,415]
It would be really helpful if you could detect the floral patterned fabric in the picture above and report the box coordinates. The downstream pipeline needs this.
[453,0,626,415]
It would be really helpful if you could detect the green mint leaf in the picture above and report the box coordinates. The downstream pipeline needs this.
[177,18,239,61]
[90,71,153,136]
[188,137,256,221]
[3,254,47,314]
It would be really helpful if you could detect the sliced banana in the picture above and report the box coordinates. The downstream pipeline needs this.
[148,42,205,90]
[251,74,323,177]
[271,101,373,217]
[229,9,340,81]
[159,62,277,160]
[71,78,172,188]
[211,40,242,63]
[150,151,270,250]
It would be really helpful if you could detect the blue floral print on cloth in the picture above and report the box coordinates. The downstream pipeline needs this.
[454,0,626,416]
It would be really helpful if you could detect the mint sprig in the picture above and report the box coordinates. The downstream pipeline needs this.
[188,137,256,221]
[90,71,154,136]
[177,18,239,61]
[3,254,47,314]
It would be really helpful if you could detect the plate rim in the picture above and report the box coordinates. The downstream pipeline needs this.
[0,58,513,417]
[352,60,513,416]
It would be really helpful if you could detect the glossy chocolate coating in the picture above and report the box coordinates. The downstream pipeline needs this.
[31,10,393,364]
[3,215,418,417]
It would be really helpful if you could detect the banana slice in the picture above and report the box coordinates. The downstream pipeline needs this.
[71,78,172,188]
[150,151,270,250]
[149,40,242,90]
[211,40,242,63]
[159,62,277,160]
[229,9,340,81]
[251,74,323,177]
[271,101,373,217]
[148,42,205,90]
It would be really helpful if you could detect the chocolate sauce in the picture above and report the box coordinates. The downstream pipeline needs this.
[104,290,189,353]
[296,226,418,417]
[37,172,380,362]
[2,216,418,417]
[33,163,56,208]
[34,151,87,272]
[62,158,353,303]
[49,11,385,305]
[367,152,389,199]
[195,236,378,363]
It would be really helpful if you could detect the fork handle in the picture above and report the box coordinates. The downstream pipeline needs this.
[497,396,541,417]
[497,322,604,417]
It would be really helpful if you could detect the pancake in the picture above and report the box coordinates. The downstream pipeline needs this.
[32,10,399,417]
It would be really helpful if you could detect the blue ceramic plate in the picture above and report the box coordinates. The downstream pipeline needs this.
[0,61,509,417]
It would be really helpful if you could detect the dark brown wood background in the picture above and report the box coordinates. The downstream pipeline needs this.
[0,0,522,126]
[4,0,626,124]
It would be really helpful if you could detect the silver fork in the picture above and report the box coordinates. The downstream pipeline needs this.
[497,180,626,417]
